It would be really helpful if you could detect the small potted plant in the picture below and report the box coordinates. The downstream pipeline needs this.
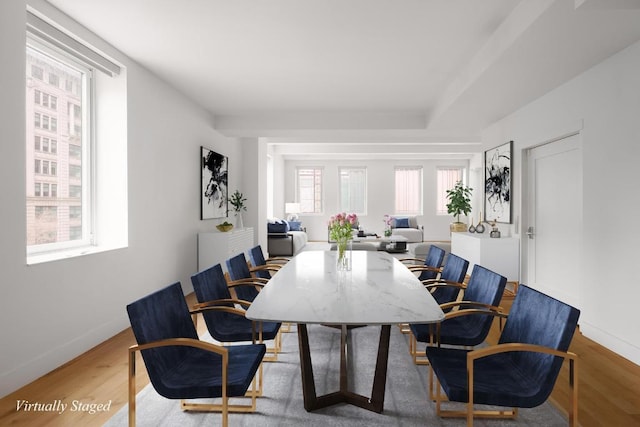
[228,190,247,229]
[446,181,472,233]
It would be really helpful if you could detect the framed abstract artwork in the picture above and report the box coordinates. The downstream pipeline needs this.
[201,146,228,220]
[484,141,512,224]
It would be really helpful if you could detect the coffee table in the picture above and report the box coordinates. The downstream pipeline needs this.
[246,250,444,413]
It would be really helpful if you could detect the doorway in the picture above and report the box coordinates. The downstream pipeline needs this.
[524,133,582,308]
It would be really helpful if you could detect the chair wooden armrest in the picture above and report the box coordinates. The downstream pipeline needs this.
[192,298,252,312]
[249,265,281,274]
[439,300,503,313]
[228,277,269,285]
[408,265,442,273]
[130,337,228,356]
[399,257,425,265]
[265,257,290,264]
[423,280,465,290]
[468,342,577,361]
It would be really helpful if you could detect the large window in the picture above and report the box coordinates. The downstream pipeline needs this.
[339,167,366,214]
[394,167,422,215]
[436,167,465,215]
[26,37,91,251]
[296,167,323,214]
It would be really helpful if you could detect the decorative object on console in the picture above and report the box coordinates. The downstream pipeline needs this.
[200,146,228,220]
[216,221,233,232]
[328,212,358,271]
[383,214,393,237]
[475,212,486,234]
[485,140,512,224]
[228,189,247,229]
[489,220,501,238]
[446,181,473,233]
[285,202,301,221]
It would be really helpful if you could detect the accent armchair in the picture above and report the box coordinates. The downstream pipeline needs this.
[126,282,266,427]
[426,284,580,426]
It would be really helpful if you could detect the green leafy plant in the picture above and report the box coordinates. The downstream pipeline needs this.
[445,181,473,223]
[228,190,247,213]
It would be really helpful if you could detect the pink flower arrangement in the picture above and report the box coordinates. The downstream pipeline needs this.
[328,212,359,242]
[383,214,393,236]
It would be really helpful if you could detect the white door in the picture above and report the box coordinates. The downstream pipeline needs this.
[525,133,582,307]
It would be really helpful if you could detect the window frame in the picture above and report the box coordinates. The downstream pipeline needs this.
[26,34,94,256]
[338,166,367,215]
[436,167,467,216]
[295,166,324,215]
[394,166,423,215]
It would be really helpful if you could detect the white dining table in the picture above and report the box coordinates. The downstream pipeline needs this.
[246,250,444,413]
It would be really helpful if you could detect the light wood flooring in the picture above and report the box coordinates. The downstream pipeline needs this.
[0,292,639,426]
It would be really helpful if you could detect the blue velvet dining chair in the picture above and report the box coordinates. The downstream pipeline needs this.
[398,245,448,334]
[426,285,580,427]
[126,282,266,427]
[226,252,268,302]
[423,252,470,306]
[247,245,287,280]
[191,263,281,364]
[401,245,447,281]
[409,264,504,365]
[225,253,283,355]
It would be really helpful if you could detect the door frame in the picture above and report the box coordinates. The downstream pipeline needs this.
[519,121,583,286]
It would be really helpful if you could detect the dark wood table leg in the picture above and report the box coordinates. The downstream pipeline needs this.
[297,323,392,414]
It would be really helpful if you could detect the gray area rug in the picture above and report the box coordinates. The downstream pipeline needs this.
[104,325,567,426]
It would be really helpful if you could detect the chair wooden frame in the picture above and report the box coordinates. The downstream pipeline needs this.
[225,277,283,360]
[431,343,578,427]
[190,299,265,397]
[128,338,260,427]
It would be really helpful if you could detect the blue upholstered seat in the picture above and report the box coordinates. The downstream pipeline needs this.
[191,263,280,343]
[126,282,266,427]
[409,263,502,365]
[426,285,580,426]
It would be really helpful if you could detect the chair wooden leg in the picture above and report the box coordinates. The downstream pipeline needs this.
[128,348,136,427]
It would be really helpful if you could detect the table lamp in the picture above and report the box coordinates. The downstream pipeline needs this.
[285,202,301,221]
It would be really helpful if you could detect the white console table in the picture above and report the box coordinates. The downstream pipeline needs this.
[198,227,254,271]
[451,232,519,282]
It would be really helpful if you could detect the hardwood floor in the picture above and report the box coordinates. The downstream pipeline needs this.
[0,292,639,426]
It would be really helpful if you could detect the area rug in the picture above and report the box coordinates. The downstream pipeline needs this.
[104,325,568,426]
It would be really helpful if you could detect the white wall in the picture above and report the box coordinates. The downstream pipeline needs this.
[0,1,244,397]
[277,158,470,242]
[483,39,640,365]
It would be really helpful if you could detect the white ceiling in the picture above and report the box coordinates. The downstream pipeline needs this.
[46,0,640,158]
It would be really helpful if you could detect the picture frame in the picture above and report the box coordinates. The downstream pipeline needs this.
[484,140,512,224]
[201,146,228,220]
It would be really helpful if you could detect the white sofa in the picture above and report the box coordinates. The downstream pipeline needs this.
[390,216,423,243]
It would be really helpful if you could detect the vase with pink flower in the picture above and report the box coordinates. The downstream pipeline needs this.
[329,212,358,271]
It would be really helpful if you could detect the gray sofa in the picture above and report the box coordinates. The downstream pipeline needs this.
[267,231,308,256]
[390,215,423,243]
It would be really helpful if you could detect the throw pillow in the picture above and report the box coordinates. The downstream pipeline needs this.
[394,217,410,228]
[288,221,302,231]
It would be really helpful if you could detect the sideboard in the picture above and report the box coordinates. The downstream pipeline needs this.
[198,227,254,271]
[451,232,519,282]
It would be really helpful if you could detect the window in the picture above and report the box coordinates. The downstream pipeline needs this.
[296,167,323,214]
[339,167,367,214]
[26,33,92,252]
[436,167,465,215]
[394,167,422,215]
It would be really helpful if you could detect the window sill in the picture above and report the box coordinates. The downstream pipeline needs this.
[27,244,126,265]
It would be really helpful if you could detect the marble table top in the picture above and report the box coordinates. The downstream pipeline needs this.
[246,250,444,325]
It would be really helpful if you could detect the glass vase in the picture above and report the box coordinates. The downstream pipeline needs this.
[336,238,352,271]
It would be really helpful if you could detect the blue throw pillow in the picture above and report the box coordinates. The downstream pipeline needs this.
[267,220,289,233]
[288,221,302,231]
[394,217,410,228]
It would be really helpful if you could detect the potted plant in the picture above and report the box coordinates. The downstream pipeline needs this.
[446,181,472,233]
[228,190,247,229]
